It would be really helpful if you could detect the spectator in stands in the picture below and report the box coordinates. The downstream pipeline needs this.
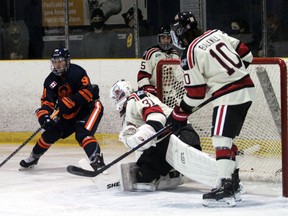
[258,14,288,57]
[81,8,120,58]
[229,18,258,56]
[24,0,44,59]
[115,7,153,58]
[3,22,28,60]
[122,7,150,36]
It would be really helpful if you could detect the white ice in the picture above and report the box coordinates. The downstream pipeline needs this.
[0,144,287,216]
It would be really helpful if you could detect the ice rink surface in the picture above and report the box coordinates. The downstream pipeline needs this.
[0,144,287,216]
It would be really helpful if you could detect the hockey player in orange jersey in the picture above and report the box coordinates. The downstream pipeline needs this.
[20,48,105,171]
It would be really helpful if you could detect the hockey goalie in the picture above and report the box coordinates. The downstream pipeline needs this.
[109,79,202,192]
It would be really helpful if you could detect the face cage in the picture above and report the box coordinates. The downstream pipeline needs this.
[110,89,127,112]
[51,58,69,76]
[170,30,185,50]
[158,34,173,51]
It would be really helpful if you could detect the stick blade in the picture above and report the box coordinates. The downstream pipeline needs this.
[66,165,100,177]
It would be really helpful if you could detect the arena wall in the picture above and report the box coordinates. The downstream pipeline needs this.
[0,59,141,134]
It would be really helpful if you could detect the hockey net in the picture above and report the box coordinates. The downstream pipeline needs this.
[156,58,288,196]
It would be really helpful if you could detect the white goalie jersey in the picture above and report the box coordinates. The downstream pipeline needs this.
[119,90,172,150]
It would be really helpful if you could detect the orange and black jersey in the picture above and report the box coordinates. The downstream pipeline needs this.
[37,63,93,119]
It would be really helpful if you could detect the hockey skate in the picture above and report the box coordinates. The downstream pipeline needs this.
[90,153,105,171]
[19,153,40,170]
[232,168,244,202]
[202,178,236,207]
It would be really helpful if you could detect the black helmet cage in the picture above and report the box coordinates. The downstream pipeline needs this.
[157,25,173,51]
[51,48,71,76]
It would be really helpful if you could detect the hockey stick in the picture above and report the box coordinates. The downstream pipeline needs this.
[0,110,59,168]
[67,124,172,177]
[67,96,216,178]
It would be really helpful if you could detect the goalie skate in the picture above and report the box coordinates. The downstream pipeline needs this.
[119,163,183,192]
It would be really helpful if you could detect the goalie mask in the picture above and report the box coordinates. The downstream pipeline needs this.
[110,79,134,116]
[170,11,198,49]
[51,48,71,76]
[157,25,173,51]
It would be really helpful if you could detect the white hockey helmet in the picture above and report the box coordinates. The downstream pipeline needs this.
[109,79,134,116]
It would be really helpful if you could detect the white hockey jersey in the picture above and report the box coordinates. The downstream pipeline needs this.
[119,90,172,145]
[180,29,256,109]
[137,45,179,90]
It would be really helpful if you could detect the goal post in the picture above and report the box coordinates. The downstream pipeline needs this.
[156,57,288,197]
[253,58,288,197]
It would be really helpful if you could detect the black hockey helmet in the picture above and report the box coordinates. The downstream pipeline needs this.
[51,48,71,76]
[170,11,198,49]
[157,25,173,51]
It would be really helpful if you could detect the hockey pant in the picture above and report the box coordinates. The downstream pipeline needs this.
[31,100,104,160]
[136,123,201,183]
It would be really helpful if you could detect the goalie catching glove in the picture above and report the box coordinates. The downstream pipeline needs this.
[120,124,157,151]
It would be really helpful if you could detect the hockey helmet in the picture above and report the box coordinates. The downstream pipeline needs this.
[157,25,173,51]
[170,11,198,49]
[109,79,134,116]
[51,48,71,76]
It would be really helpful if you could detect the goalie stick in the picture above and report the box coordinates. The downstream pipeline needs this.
[67,95,217,178]
[67,124,172,177]
[0,110,59,168]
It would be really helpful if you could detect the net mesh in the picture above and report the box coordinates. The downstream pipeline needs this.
[157,59,284,182]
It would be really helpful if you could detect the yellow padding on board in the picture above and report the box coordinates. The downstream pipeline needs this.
[0,132,122,147]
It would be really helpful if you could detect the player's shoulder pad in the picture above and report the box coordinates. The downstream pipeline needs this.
[44,73,58,89]
[142,45,161,60]
[128,90,148,101]
[136,90,148,99]
[67,64,88,81]
[69,63,87,74]
[171,49,180,56]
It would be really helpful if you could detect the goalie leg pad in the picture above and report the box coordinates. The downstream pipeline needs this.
[166,134,218,188]
[119,162,157,192]
[119,162,139,191]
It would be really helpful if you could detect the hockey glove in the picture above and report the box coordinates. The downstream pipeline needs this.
[119,125,138,148]
[167,106,190,133]
[58,97,77,115]
[126,124,157,151]
[143,85,157,96]
[38,114,55,130]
